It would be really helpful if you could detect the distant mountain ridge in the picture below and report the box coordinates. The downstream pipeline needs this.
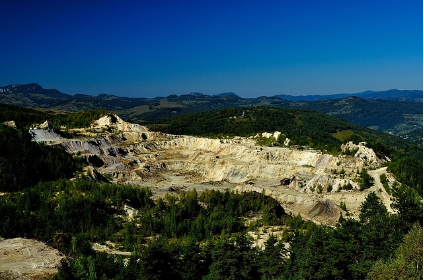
[1,83,421,102]
[274,89,423,102]
[216,92,239,97]
[0,83,422,144]
[0,83,71,99]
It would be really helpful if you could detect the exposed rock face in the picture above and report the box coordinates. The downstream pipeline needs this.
[0,238,64,280]
[85,166,109,182]
[307,199,340,223]
[256,131,281,140]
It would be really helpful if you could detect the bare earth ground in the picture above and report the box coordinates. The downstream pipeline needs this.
[0,238,64,280]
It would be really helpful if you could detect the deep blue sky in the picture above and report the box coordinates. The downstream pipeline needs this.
[1,0,422,97]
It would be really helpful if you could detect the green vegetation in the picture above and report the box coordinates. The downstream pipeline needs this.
[357,168,374,191]
[0,104,60,127]
[387,157,423,196]
[368,225,423,280]
[342,147,359,156]
[255,133,287,146]
[331,129,360,142]
[380,174,390,193]
[54,109,109,129]
[341,181,353,190]
[0,179,288,249]
[303,97,422,133]
[390,184,423,225]
[0,124,81,191]
[0,105,109,192]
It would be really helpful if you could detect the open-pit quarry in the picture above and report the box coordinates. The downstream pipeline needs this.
[28,114,396,225]
[1,113,400,277]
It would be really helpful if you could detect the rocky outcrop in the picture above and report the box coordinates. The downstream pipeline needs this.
[2,120,17,129]
[39,120,54,130]
[307,199,341,224]
[92,113,150,135]
[341,141,382,165]
[254,131,290,145]
[94,113,125,127]
[85,166,110,182]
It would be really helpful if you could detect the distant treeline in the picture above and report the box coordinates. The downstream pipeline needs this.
[0,103,108,129]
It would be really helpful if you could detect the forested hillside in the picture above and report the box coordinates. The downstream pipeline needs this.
[297,97,422,132]
[149,106,383,150]
[0,124,81,191]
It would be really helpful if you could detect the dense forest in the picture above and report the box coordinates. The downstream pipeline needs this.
[0,124,81,191]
